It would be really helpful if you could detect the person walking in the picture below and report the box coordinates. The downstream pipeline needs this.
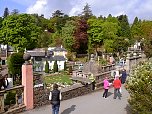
[113,76,122,100]
[121,68,127,84]
[49,84,62,114]
[103,77,110,99]
[89,73,96,91]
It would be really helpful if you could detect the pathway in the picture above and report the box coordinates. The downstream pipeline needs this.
[20,85,131,114]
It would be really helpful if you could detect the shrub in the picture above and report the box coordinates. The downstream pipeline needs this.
[126,62,152,114]
[45,60,49,73]
[7,52,24,84]
[53,60,58,73]
[4,91,16,106]
[64,61,67,71]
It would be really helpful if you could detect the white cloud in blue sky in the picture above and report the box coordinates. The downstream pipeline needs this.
[1,0,152,23]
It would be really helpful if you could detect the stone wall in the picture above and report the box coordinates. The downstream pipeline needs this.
[33,83,92,108]
[125,52,146,73]
[33,86,50,108]
[94,71,112,88]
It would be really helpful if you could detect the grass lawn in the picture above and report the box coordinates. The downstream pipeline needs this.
[43,74,73,85]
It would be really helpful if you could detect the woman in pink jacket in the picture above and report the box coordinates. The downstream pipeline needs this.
[103,77,110,98]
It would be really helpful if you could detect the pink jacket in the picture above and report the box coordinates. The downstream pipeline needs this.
[103,79,109,89]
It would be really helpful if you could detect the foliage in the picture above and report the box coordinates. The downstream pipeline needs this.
[131,17,143,43]
[81,3,93,20]
[99,58,108,65]
[53,60,58,73]
[103,39,114,53]
[87,18,104,53]
[0,14,41,52]
[61,20,76,52]
[117,15,131,38]
[52,10,64,17]
[74,19,89,54]
[4,91,16,105]
[37,31,52,48]
[64,61,67,71]
[0,17,3,28]
[3,7,9,18]
[7,52,24,79]
[126,62,152,114]
[45,60,49,73]
[11,9,19,15]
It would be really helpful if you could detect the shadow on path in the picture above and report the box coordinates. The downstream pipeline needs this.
[61,105,76,114]
[125,104,132,114]
[107,92,113,97]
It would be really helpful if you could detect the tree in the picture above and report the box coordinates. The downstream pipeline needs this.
[61,20,76,52]
[53,60,58,73]
[126,62,152,114]
[81,3,93,20]
[141,21,152,58]
[7,52,24,83]
[52,10,64,18]
[131,17,143,41]
[117,15,131,38]
[87,18,104,54]
[0,17,3,28]
[45,60,49,73]
[74,19,89,54]
[64,61,67,71]
[0,14,41,52]
[11,9,19,15]
[3,7,9,18]
[37,31,51,48]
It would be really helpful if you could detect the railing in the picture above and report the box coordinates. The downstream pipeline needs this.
[0,85,24,114]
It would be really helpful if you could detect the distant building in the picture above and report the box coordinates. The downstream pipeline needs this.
[27,46,67,72]
[0,44,14,65]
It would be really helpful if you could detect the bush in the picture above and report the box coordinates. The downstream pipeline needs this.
[53,60,58,73]
[4,91,16,106]
[45,60,49,73]
[64,61,66,71]
[126,62,152,114]
[7,52,24,84]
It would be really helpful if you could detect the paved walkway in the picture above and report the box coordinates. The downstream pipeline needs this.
[20,85,131,114]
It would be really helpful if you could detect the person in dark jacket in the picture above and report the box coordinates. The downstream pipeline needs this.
[121,68,127,84]
[49,84,62,114]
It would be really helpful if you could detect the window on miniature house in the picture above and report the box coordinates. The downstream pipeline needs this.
[2,60,5,65]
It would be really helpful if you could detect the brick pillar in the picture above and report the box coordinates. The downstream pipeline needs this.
[22,64,33,110]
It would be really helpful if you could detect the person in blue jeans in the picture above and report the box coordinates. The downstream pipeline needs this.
[49,84,62,114]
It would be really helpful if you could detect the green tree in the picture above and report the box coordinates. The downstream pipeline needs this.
[61,20,76,52]
[45,60,49,73]
[141,21,152,58]
[37,31,51,48]
[81,3,93,20]
[117,15,131,38]
[103,39,114,53]
[0,17,3,28]
[53,60,58,73]
[7,52,24,83]
[131,17,143,41]
[11,9,19,15]
[52,10,64,17]
[126,62,152,114]
[0,14,41,51]
[3,7,9,18]
[87,18,104,54]
[64,61,67,71]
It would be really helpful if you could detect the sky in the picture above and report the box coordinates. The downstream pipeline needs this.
[1,0,152,23]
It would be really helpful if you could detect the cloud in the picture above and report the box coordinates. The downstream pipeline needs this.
[26,0,152,23]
